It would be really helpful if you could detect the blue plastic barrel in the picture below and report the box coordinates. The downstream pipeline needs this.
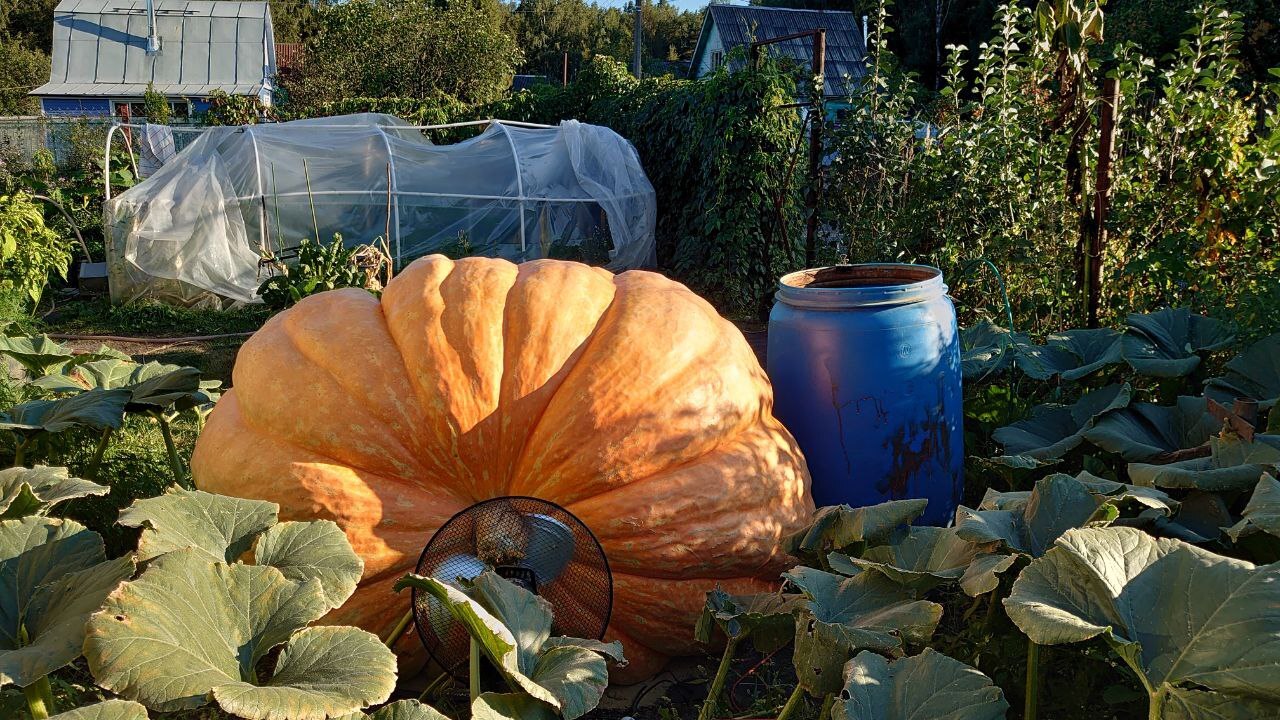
[767,264,963,525]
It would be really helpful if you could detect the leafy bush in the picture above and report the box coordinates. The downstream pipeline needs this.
[826,0,1280,335]
[256,235,373,310]
[0,192,72,306]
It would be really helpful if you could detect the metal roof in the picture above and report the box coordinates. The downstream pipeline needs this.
[690,5,866,98]
[33,0,275,98]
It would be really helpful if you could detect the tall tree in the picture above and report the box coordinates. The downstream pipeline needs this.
[282,0,523,106]
[0,38,49,115]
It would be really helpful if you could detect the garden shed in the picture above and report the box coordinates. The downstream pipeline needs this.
[31,0,276,118]
[104,113,658,305]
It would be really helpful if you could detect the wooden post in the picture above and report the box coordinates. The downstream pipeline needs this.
[804,29,827,268]
[562,51,569,86]
[1088,77,1119,327]
[632,0,643,79]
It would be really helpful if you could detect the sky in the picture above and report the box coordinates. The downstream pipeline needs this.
[593,0,730,14]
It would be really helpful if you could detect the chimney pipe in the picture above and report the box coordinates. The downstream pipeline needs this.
[146,0,161,54]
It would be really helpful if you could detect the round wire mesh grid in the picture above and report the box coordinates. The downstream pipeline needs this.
[411,496,613,678]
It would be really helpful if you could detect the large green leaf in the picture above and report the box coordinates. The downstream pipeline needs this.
[528,644,610,720]
[34,360,205,413]
[472,693,556,720]
[843,526,1016,596]
[835,649,1009,720]
[119,488,279,563]
[956,474,1114,556]
[0,336,77,377]
[1205,333,1280,410]
[1045,328,1125,382]
[785,566,942,696]
[1128,434,1280,493]
[48,700,150,720]
[1083,396,1220,462]
[467,571,553,675]
[992,383,1131,462]
[1004,526,1280,716]
[1121,308,1236,378]
[694,588,800,653]
[253,521,364,609]
[85,548,394,719]
[1225,474,1280,542]
[0,517,133,687]
[0,518,124,685]
[0,388,131,433]
[960,321,1027,381]
[0,465,108,519]
[393,574,559,710]
[784,500,928,565]
[336,699,453,720]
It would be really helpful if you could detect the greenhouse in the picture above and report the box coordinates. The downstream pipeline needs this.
[105,113,657,305]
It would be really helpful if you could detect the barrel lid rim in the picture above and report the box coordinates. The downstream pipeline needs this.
[776,263,947,308]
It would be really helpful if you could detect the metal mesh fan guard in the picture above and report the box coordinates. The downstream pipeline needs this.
[411,496,613,679]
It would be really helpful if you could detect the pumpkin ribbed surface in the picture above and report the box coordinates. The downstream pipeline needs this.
[191,255,813,681]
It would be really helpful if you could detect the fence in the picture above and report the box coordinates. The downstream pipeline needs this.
[0,116,208,171]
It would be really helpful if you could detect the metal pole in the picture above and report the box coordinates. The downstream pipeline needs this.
[1088,77,1119,327]
[563,51,569,86]
[804,29,826,267]
[633,0,644,79]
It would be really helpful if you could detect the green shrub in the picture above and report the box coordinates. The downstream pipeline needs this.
[0,192,72,306]
[257,234,372,310]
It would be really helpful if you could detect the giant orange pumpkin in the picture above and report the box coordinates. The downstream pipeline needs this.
[191,255,813,681]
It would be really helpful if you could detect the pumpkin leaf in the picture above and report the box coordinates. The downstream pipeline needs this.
[85,549,395,718]
[1121,308,1236,378]
[0,465,109,519]
[1082,396,1220,462]
[1045,328,1125,382]
[539,637,626,664]
[0,336,77,377]
[0,388,131,434]
[835,648,1010,720]
[960,320,1027,381]
[992,383,1131,462]
[48,700,150,720]
[1011,342,1079,381]
[784,500,929,565]
[785,566,943,696]
[1204,333,1280,410]
[393,573,560,710]
[211,626,399,720]
[467,571,553,675]
[529,644,611,720]
[956,474,1115,556]
[118,488,280,563]
[34,360,205,413]
[0,517,133,687]
[472,693,557,720]
[252,520,364,610]
[335,699,453,720]
[695,588,801,652]
[1128,434,1280,493]
[843,526,1016,597]
[1225,474,1280,542]
[1004,526,1280,715]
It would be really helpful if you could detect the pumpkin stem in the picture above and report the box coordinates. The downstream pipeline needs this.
[469,637,481,702]
[774,684,808,720]
[697,635,741,720]
[382,608,416,648]
[1025,639,1042,720]
[23,676,54,720]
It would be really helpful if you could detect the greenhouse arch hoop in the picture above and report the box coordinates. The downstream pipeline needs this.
[103,114,658,305]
